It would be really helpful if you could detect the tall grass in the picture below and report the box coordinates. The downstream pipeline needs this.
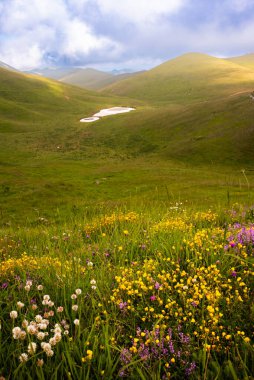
[1,203,254,379]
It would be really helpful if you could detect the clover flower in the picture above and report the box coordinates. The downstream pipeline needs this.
[10,311,18,319]
[19,353,28,363]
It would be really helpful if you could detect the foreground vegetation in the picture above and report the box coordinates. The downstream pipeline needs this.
[1,203,254,379]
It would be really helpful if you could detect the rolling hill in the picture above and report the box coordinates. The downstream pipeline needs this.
[1,54,254,223]
[58,68,143,90]
[226,53,254,70]
[26,66,143,90]
[102,53,254,104]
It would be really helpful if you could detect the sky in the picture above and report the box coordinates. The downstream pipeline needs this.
[0,0,254,71]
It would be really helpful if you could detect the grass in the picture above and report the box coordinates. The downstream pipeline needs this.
[1,204,254,379]
[1,56,254,378]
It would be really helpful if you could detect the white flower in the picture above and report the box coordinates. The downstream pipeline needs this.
[38,323,47,330]
[41,342,51,352]
[75,288,82,295]
[49,337,57,346]
[26,280,32,287]
[90,279,96,285]
[54,332,62,343]
[43,295,50,301]
[27,325,37,335]
[20,330,27,340]
[22,320,29,328]
[91,285,97,290]
[27,342,37,354]
[46,349,54,357]
[37,285,43,290]
[37,332,45,340]
[12,326,21,339]
[71,294,77,300]
[17,301,25,309]
[31,304,38,310]
[87,261,93,267]
[48,301,54,307]
[10,310,18,319]
[24,285,30,292]
[35,315,43,323]
[64,330,69,335]
[72,305,78,311]
[19,353,28,362]
[73,319,80,326]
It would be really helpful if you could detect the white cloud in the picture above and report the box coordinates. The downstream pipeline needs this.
[97,0,186,22]
[0,0,121,69]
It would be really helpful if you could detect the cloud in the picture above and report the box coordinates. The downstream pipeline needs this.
[0,0,254,71]
[96,0,186,22]
[0,0,121,69]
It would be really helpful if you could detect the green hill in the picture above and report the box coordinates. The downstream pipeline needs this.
[227,53,254,70]
[59,68,142,90]
[1,57,254,224]
[102,53,254,104]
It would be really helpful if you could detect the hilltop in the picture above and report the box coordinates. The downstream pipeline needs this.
[102,53,254,104]
[227,53,254,70]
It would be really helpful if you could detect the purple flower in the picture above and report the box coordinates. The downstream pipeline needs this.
[150,295,156,301]
[119,302,128,310]
[154,282,161,290]
[191,301,198,307]
[231,270,237,277]
[1,282,8,289]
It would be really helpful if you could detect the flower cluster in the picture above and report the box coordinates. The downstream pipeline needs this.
[10,282,83,364]
[119,326,196,378]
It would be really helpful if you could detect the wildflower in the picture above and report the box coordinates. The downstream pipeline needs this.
[37,359,44,367]
[86,350,93,360]
[43,295,50,301]
[17,301,25,309]
[72,305,78,311]
[74,319,80,326]
[24,285,31,292]
[87,261,93,267]
[123,230,129,235]
[10,311,18,319]
[37,332,45,340]
[26,280,32,287]
[90,279,96,285]
[19,353,28,363]
[91,285,97,290]
[57,306,64,313]
[71,294,77,300]
[12,327,21,339]
[31,304,38,310]
[37,285,43,290]
[35,315,43,323]
[150,295,156,301]
[27,342,37,354]
[75,288,82,295]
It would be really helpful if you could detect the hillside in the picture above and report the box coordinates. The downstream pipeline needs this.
[226,53,254,70]
[102,53,254,104]
[59,68,142,90]
[0,60,18,71]
[1,57,254,223]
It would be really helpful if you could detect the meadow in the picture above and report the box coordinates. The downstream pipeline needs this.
[1,202,254,379]
[1,54,254,378]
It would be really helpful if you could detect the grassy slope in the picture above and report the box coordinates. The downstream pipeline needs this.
[1,57,254,224]
[59,68,141,90]
[227,53,254,70]
[102,53,254,104]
